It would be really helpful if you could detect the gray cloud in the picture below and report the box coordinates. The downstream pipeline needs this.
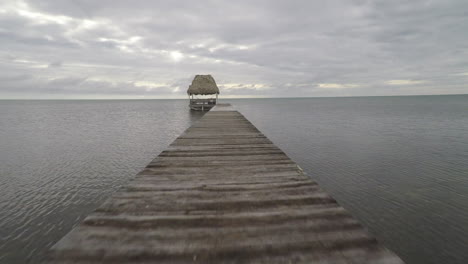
[0,0,467,98]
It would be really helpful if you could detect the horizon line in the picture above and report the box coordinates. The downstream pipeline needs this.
[0,93,467,100]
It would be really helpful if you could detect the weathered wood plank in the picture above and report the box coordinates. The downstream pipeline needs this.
[47,104,404,263]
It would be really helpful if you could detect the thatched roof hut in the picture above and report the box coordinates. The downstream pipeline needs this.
[187,75,220,95]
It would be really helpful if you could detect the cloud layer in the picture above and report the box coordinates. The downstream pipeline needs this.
[1,0,467,98]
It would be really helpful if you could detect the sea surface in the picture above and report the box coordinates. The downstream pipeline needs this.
[0,95,467,264]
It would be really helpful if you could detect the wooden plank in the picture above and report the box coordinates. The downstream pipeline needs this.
[47,104,404,263]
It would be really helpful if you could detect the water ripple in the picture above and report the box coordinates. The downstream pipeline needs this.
[0,100,204,263]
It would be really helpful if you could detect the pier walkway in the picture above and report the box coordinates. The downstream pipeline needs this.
[48,104,403,263]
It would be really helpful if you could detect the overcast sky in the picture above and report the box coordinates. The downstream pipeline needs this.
[1,0,467,99]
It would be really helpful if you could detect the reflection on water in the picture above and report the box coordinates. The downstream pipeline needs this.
[231,95,468,264]
[1,96,468,264]
[0,100,204,263]
[187,108,206,123]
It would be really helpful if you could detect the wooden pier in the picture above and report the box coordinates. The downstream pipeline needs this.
[48,104,403,263]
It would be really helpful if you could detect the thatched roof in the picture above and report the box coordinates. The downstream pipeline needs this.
[187,75,220,95]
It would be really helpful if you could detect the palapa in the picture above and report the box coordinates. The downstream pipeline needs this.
[187,75,220,95]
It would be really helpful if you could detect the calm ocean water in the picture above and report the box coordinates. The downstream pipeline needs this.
[1,95,467,263]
